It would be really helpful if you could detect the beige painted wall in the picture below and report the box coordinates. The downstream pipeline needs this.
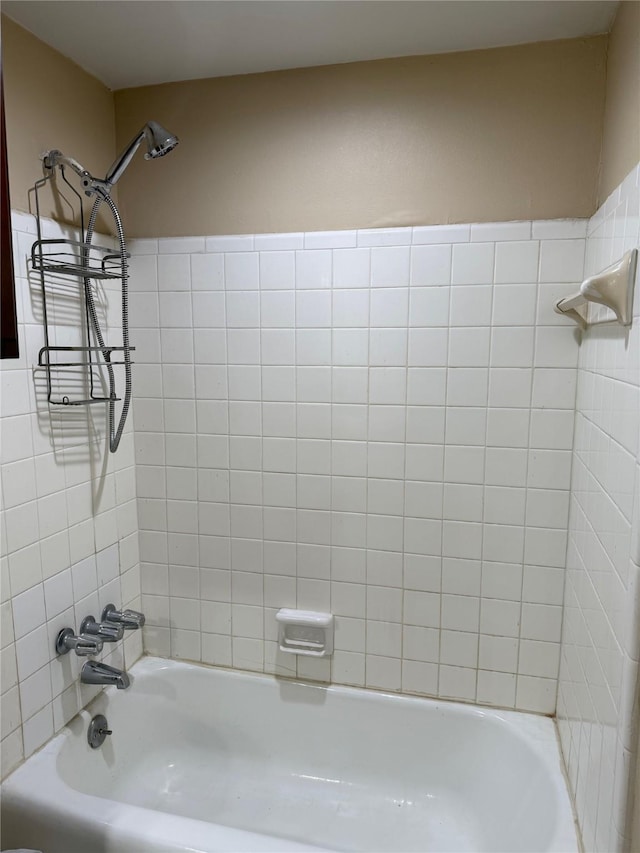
[5,12,625,238]
[114,36,607,237]
[599,1,640,204]
[2,15,116,228]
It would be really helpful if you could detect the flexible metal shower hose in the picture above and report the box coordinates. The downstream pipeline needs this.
[83,190,131,453]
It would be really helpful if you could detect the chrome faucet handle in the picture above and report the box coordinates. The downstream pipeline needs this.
[80,615,125,643]
[56,627,103,657]
[101,603,145,630]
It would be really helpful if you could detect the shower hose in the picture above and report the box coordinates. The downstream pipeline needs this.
[82,189,131,453]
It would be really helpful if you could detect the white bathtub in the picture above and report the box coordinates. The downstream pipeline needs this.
[1,656,578,853]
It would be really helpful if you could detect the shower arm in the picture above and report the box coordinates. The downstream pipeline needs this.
[104,128,147,187]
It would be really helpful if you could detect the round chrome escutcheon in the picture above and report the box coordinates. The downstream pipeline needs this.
[87,714,112,749]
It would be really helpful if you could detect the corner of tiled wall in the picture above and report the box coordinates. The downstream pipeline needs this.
[1,210,142,779]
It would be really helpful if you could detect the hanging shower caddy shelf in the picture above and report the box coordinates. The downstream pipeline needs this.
[31,238,126,281]
[31,169,134,408]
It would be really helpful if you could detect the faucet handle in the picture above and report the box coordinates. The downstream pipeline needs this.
[80,615,124,643]
[56,627,103,657]
[101,603,145,630]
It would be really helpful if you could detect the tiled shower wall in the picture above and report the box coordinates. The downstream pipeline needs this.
[0,211,142,780]
[557,163,640,853]
[132,219,586,713]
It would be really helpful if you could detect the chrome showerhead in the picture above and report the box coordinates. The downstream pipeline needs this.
[143,121,179,160]
[105,120,179,187]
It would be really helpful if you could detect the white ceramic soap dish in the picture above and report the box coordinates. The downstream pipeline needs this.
[276,609,333,657]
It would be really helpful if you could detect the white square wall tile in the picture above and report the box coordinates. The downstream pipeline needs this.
[260,291,294,328]
[370,289,409,327]
[19,663,52,720]
[191,253,224,290]
[70,555,98,602]
[408,328,448,367]
[226,292,260,328]
[451,243,494,284]
[534,327,578,369]
[449,328,490,367]
[491,327,534,368]
[332,290,370,327]
[439,665,476,701]
[157,254,190,290]
[159,292,192,328]
[409,287,450,327]
[192,292,226,328]
[489,396,530,443]
[538,239,585,283]
[366,655,401,691]
[296,290,332,327]
[492,284,537,326]
[12,585,46,640]
[515,675,556,714]
[225,253,260,290]
[410,245,451,286]
[128,254,157,291]
[479,635,519,672]
[297,330,331,366]
[369,329,408,366]
[450,286,492,327]
[43,570,73,619]
[477,670,516,707]
[259,251,295,290]
[332,329,369,366]
[332,249,370,288]
[15,624,49,681]
[129,293,159,328]
[296,250,332,289]
[22,704,53,758]
[371,247,411,287]
[494,241,539,284]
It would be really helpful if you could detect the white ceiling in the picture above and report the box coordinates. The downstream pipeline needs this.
[3,0,619,91]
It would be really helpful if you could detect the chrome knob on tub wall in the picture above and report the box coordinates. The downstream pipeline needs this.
[55,627,103,657]
[101,603,145,630]
[80,615,125,642]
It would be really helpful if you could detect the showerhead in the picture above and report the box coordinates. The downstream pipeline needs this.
[143,120,179,160]
[105,120,179,187]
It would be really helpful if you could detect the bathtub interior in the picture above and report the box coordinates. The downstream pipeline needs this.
[51,658,570,853]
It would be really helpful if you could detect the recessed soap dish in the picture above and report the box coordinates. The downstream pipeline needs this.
[276,609,333,657]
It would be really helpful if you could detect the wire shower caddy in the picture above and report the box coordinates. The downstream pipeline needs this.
[31,166,134,408]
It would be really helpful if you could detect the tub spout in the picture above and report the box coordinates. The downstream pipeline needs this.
[81,660,131,690]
